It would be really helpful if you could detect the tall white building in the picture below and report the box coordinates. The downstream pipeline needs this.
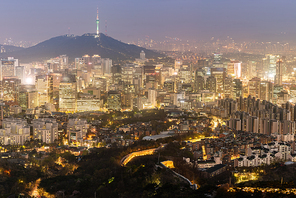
[102,58,112,75]
[148,89,157,107]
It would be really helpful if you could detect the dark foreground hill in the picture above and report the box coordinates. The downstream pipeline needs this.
[0,33,164,63]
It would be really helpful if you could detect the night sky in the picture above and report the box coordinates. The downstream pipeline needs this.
[1,0,296,44]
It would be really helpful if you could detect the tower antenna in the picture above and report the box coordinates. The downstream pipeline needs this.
[96,7,100,36]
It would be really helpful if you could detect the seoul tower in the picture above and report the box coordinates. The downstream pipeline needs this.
[96,7,100,36]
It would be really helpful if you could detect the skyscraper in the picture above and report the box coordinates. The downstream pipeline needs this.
[15,66,24,83]
[59,77,77,112]
[195,75,205,93]
[248,77,261,99]
[211,68,226,96]
[59,55,68,70]
[35,75,51,106]
[206,76,216,93]
[224,76,233,98]
[1,77,21,103]
[19,87,38,110]
[260,81,272,101]
[227,60,242,78]
[102,58,112,75]
[148,89,157,107]
[275,59,283,85]
[233,79,242,99]
[213,54,223,68]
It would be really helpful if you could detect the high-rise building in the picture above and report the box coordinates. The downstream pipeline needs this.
[122,84,135,110]
[75,58,84,70]
[144,66,159,89]
[1,58,18,80]
[102,58,112,75]
[59,55,68,70]
[195,75,205,93]
[247,61,256,79]
[112,65,122,85]
[179,65,192,84]
[82,55,91,66]
[174,60,182,70]
[59,78,77,112]
[92,77,107,92]
[15,66,24,83]
[213,54,223,68]
[224,76,233,98]
[265,54,280,80]
[148,89,157,107]
[260,81,272,101]
[233,79,242,99]
[35,75,51,106]
[122,64,134,85]
[49,73,62,110]
[227,60,242,78]
[19,87,38,110]
[275,59,283,85]
[206,76,216,93]
[211,68,226,96]
[1,77,21,103]
[248,77,261,99]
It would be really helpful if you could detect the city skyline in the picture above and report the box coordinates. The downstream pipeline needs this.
[1,1,296,197]
[2,0,296,45]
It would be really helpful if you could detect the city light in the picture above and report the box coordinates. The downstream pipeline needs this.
[25,77,34,84]
[1,1,296,196]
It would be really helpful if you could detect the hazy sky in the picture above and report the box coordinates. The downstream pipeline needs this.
[1,0,296,44]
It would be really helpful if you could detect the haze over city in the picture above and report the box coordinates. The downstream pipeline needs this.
[2,0,296,44]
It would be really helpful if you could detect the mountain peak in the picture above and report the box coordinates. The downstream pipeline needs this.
[0,34,163,63]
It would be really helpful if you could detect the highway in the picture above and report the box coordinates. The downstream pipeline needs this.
[121,148,157,166]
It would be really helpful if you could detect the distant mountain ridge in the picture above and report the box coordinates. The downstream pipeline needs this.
[0,44,23,53]
[0,33,164,63]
